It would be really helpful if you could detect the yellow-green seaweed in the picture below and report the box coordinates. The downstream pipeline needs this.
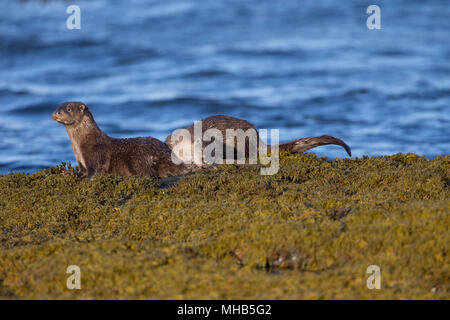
[0,153,448,299]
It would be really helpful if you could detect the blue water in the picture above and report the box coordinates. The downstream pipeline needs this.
[0,0,449,174]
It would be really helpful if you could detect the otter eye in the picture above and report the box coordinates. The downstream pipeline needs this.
[67,108,71,112]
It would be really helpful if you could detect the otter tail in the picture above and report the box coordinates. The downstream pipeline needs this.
[273,135,351,157]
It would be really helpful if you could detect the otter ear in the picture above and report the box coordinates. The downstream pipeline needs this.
[79,104,86,112]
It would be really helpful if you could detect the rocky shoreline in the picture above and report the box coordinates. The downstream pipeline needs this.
[0,153,448,299]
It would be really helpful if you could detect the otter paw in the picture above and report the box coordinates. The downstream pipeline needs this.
[62,170,73,176]
[62,170,83,177]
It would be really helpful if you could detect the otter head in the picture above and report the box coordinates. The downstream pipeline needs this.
[52,102,88,126]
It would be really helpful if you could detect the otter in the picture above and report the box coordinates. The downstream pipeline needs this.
[52,102,190,178]
[165,115,351,163]
[53,102,351,178]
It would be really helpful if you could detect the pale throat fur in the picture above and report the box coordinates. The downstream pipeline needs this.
[65,110,105,171]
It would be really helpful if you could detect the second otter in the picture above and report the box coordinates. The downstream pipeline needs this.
[165,115,351,163]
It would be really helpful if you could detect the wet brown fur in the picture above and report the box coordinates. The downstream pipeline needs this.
[53,102,189,178]
[53,103,351,178]
[165,115,351,158]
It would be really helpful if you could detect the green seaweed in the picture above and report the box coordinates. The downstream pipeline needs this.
[0,153,448,299]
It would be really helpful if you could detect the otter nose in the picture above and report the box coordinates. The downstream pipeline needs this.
[52,110,61,120]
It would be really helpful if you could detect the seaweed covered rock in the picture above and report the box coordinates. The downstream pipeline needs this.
[0,153,448,299]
